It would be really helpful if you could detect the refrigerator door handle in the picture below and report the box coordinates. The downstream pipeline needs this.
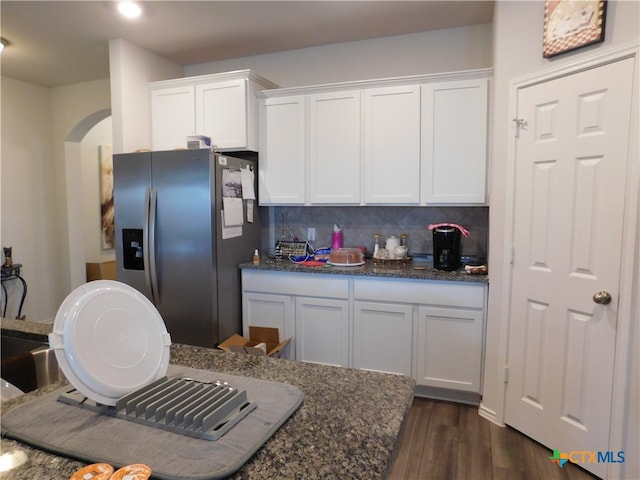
[148,187,160,304]
[143,187,154,303]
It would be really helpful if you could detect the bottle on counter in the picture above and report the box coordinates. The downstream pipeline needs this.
[372,233,381,258]
[331,225,343,250]
[253,249,260,265]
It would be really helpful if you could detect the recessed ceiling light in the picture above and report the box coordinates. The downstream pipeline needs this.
[0,38,9,53]
[118,2,142,19]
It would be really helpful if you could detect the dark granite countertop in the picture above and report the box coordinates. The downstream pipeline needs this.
[1,320,415,479]
[1,318,53,340]
[240,258,489,283]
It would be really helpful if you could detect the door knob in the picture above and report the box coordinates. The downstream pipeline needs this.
[593,291,612,305]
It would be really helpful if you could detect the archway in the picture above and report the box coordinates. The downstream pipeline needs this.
[64,108,112,289]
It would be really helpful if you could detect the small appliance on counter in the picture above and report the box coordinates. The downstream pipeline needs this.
[429,223,469,271]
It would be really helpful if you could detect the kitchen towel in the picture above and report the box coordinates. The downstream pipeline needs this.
[1,365,303,480]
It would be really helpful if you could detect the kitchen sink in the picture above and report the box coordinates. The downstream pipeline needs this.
[32,347,65,388]
[1,335,47,360]
[1,335,65,397]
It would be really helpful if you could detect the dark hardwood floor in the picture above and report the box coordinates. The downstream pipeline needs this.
[388,397,600,480]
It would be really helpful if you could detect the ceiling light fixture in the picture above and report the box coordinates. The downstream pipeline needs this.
[118,2,142,19]
[0,38,9,53]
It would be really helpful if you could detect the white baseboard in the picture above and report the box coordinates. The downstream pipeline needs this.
[478,403,504,426]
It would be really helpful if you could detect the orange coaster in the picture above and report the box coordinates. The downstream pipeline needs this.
[109,464,152,480]
[70,463,114,480]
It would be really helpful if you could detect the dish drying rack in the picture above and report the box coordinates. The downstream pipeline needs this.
[57,376,256,441]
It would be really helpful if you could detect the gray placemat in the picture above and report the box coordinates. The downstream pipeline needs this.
[1,365,303,480]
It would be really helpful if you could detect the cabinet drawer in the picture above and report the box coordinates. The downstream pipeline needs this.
[242,270,349,298]
[354,278,485,308]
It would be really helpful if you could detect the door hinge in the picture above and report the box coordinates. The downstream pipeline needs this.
[512,118,528,138]
[504,365,509,384]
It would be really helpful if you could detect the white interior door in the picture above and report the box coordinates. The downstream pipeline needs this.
[506,57,634,478]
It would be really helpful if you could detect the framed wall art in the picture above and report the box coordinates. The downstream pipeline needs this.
[99,145,115,249]
[543,0,607,58]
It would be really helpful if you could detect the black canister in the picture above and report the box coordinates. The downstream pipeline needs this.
[432,226,461,271]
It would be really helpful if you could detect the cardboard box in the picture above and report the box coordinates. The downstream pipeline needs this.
[86,261,116,281]
[218,327,290,357]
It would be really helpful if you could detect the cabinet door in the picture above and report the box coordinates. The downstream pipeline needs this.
[308,90,361,204]
[363,85,420,204]
[295,297,349,367]
[416,305,484,392]
[196,79,247,150]
[259,96,307,204]
[421,79,488,204]
[353,301,413,376]
[242,292,295,359]
[151,85,195,150]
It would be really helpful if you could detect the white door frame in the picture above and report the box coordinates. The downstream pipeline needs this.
[494,42,639,478]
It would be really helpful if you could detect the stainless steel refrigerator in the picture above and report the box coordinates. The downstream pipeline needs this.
[113,149,261,348]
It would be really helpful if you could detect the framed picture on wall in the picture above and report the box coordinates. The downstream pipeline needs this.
[99,145,115,249]
[543,0,607,58]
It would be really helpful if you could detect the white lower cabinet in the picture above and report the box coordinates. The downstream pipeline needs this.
[242,270,487,398]
[353,301,413,376]
[242,291,295,359]
[415,306,484,392]
[296,297,349,367]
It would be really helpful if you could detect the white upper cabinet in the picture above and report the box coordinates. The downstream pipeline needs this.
[196,79,247,151]
[308,90,362,204]
[421,79,489,204]
[150,85,196,151]
[258,95,307,204]
[363,85,421,204]
[150,70,276,152]
[257,69,491,206]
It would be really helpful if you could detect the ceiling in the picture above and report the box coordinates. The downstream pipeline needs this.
[0,1,494,88]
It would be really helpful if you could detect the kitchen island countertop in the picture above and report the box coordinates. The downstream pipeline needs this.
[1,319,415,479]
[240,257,489,283]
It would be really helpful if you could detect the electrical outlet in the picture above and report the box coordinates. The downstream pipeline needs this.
[307,227,316,242]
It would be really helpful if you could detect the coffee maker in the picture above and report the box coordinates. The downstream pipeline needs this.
[429,224,469,271]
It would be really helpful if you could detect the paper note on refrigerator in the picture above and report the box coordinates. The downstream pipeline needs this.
[241,167,256,200]
[222,169,243,198]
[247,200,254,223]
[222,197,244,226]
[221,211,242,239]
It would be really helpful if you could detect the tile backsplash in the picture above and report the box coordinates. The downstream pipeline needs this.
[264,206,488,261]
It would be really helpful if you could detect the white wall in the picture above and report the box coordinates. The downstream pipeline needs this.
[109,39,183,153]
[0,77,56,321]
[484,1,639,478]
[51,79,112,305]
[0,77,111,321]
[186,24,493,86]
[81,117,114,263]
